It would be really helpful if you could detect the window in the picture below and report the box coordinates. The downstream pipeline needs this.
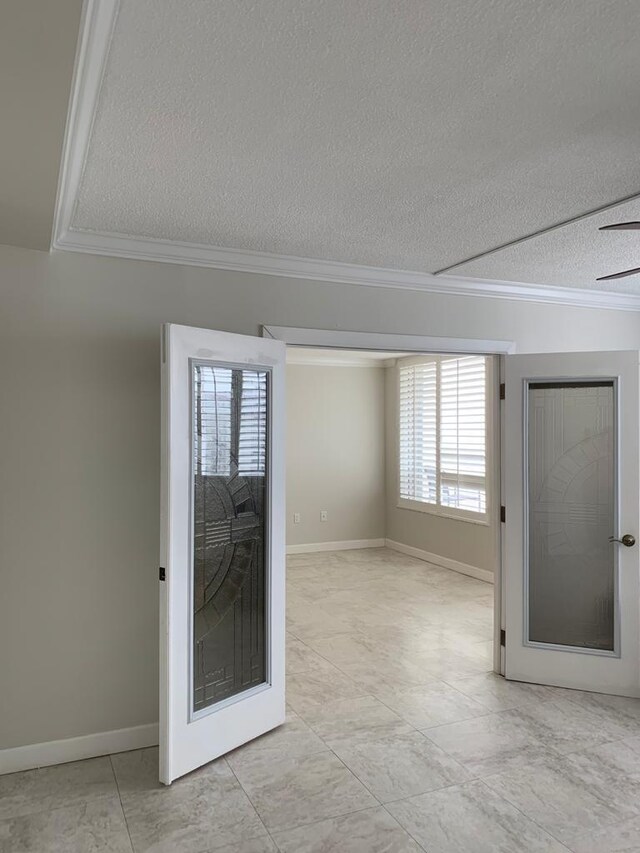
[398,355,489,521]
[194,365,267,477]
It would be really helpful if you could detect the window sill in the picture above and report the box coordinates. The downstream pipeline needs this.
[397,498,490,526]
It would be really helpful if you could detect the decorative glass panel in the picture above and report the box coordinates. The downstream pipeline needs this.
[192,363,268,713]
[527,382,615,650]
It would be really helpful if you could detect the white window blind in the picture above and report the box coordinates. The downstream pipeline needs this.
[399,360,437,504]
[399,355,488,518]
[194,366,267,478]
[195,365,233,476]
[237,370,267,476]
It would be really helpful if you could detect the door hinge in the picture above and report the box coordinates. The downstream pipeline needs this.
[499,382,505,400]
[159,567,166,582]
[500,628,506,647]
[500,505,506,523]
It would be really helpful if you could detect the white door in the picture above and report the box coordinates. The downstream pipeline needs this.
[503,351,640,697]
[159,324,286,784]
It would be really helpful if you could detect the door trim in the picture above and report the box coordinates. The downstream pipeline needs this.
[264,324,509,677]
[262,325,516,355]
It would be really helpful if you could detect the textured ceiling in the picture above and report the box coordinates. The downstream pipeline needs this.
[452,198,640,293]
[69,0,640,290]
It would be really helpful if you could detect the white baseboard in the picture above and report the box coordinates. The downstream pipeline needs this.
[0,722,159,776]
[287,538,386,555]
[385,539,494,584]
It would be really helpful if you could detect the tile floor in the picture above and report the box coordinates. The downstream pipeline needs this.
[3,547,640,851]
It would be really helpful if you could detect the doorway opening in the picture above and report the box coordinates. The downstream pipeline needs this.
[160,324,640,791]
[283,341,502,716]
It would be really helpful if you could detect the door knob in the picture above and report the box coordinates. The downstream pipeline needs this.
[609,534,636,547]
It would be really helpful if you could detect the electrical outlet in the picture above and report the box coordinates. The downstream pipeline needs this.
[320,510,328,522]
[293,513,301,524]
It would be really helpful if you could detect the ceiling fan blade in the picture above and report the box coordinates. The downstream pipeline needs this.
[599,222,640,231]
[596,267,640,281]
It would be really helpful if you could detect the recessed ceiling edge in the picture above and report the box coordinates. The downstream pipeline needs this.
[51,0,640,314]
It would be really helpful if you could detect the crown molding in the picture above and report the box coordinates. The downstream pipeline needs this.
[54,228,640,312]
[52,0,120,251]
[52,0,640,314]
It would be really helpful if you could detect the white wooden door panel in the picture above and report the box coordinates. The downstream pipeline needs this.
[160,324,286,784]
[504,351,640,697]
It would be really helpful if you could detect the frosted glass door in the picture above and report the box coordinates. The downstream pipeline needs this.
[503,352,640,697]
[160,325,286,785]
[527,382,615,651]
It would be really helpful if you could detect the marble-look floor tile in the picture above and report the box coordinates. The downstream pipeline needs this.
[0,757,117,821]
[307,633,401,669]
[286,554,330,569]
[309,634,447,689]
[209,839,277,853]
[484,747,640,844]
[230,750,376,833]
[566,737,640,813]
[0,797,132,853]
[300,695,413,749]
[387,779,567,852]
[226,712,328,774]
[112,751,266,853]
[345,668,438,695]
[333,730,471,803]
[374,680,489,729]
[386,646,490,680]
[445,672,561,711]
[286,608,355,642]
[567,815,640,852]
[556,689,640,737]
[286,637,329,675]
[461,640,494,666]
[271,807,423,852]
[423,710,555,777]
[109,748,161,793]
[504,698,628,755]
[285,656,369,714]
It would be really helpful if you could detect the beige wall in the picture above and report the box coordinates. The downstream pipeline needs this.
[385,365,498,574]
[286,365,385,547]
[1,241,639,750]
[0,1,82,250]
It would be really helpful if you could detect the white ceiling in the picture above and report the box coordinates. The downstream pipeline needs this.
[452,198,640,293]
[59,0,640,298]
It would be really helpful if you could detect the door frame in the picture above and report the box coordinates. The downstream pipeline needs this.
[262,324,515,675]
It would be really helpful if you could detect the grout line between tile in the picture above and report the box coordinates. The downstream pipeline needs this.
[379,804,429,852]
[474,777,573,852]
[223,756,279,851]
[266,801,384,840]
[109,753,135,853]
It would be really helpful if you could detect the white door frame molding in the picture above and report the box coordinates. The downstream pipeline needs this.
[262,325,516,356]
[264,324,510,675]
